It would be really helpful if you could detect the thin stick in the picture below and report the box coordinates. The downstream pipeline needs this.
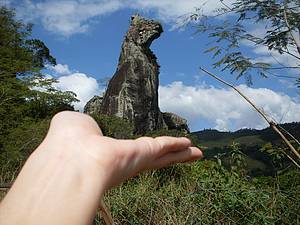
[200,67,300,167]
[200,67,270,122]
[281,151,300,168]
[100,198,115,225]
[278,124,300,146]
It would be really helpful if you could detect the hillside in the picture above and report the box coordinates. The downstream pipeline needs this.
[192,122,300,176]
[193,122,300,149]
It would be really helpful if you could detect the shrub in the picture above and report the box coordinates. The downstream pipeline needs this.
[0,118,50,183]
[95,161,300,224]
[90,114,134,139]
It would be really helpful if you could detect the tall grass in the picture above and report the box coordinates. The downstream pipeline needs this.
[93,161,299,224]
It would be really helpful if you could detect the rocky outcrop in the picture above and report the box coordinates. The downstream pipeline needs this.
[99,15,164,134]
[85,15,189,134]
[162,113,190,133]
[84,96,103,115]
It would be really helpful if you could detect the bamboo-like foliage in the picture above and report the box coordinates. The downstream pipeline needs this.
[191,0,300,85]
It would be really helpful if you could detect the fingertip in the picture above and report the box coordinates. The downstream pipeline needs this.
[179,137,192,147]
[191,146,203,159]
[181,147,203,164]
[155,136,191,150]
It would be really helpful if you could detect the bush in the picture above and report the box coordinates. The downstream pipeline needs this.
[90,114,134,139]
[144,129,186,137]
[95,161,300,224]
[0,118,50,183]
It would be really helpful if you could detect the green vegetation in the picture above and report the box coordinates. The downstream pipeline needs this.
[0,5,299,225]
[91,114,134,139]
[94,161,300,224]
[193,123,300,149]
[192,0,300,84]
[0,7,78,183]
[93,128,300,224]
[193,123,300,176]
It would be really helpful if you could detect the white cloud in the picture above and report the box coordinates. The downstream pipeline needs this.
[49,64,72,75]
[7,0,228,36]
[46,64,102,111]
[54,73,102,111]
[12,0,123,36]
[127,0,226,23]
[251,45,299,68]
[159,81,300,131]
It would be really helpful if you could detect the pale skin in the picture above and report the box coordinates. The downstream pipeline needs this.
[0,111,202,225]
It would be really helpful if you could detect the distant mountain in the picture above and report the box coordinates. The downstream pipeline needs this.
[191,122,300,176]
[192,122,300,149]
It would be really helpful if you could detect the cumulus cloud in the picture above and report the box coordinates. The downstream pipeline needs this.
[47,64,102,111]
[128,0,225,23]
[54,73,102,110]
[49,64,72,75]
[159,81,300,131]
[5,0,228,36]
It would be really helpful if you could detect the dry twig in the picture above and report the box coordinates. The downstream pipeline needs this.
[200,67,300,168]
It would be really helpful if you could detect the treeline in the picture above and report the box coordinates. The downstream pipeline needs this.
[0,7,81,183]
[193,122,300,144]
[192,123,300,176]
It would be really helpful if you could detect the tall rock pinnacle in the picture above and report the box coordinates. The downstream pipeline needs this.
[100,15,164,134]
[85,15,189,134]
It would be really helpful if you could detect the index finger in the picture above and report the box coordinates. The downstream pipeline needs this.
[117,136,193,157]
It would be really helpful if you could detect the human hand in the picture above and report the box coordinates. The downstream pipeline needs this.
[0,111,202,225]
[43,111,203,189]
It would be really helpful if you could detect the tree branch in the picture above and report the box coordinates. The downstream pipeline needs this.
[278,125,300,146]
[220,0,233,11]
[100,198,115,225]
[200,67,270,122]
[253,66,300,70]
[283,3,300,56]
[242,34,300,61]
[200,67,300,167]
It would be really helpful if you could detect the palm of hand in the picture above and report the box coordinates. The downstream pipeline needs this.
[41,111,202,189]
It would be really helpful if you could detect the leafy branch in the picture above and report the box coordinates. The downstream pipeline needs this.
[192,0,300,84]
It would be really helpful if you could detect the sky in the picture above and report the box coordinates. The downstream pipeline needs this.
[2,0,300,131]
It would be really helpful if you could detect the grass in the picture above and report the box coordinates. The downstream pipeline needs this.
[92,161,300,225]
[1,123,299,224]
[1,160,299,224]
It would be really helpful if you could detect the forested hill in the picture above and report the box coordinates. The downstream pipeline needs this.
[192,122,300,149]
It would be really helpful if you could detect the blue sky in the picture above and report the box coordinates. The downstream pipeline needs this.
[3,0,300,131]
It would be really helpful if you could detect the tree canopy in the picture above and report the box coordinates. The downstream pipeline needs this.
[191,0,300,85]
[0,6,78,175]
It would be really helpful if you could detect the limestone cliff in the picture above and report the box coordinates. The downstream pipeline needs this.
[85,15,189,134]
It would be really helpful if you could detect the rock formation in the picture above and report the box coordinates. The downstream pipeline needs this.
[162,112,190,133]
[83,96,103,115]
[85,15,189,134]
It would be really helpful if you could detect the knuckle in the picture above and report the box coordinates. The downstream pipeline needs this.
[137,137,159,152]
